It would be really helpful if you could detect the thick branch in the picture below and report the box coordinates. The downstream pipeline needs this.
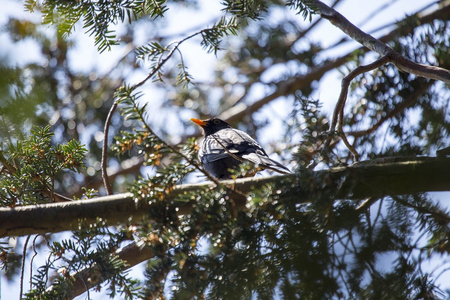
[67,242,154,298]
[59,156,450,298]
[307,0,450,84]
[1,157,450,238]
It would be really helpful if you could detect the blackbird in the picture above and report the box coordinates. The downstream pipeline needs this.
[191,118,291,179]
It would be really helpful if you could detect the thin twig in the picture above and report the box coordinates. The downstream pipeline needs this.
[134,41,181,88]
[30,235,40,291]
[102,101,118,195]
[338,108,360,161]
[20,235,32,300]
[330,55,390,132]
[134,27,220,89]
[210,134,246,164]
[329,56,390,161]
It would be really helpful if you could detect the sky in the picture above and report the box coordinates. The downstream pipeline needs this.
[0,0,448,299]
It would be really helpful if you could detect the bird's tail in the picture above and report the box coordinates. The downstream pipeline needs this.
[243,153,292,175]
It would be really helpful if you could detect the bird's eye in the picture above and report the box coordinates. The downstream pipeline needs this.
[213,119,220,124]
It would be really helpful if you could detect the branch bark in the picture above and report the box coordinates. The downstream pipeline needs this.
[66,242,154,298]
[102,100,118,195]
[2,157,450,238]
[307,0,450,84]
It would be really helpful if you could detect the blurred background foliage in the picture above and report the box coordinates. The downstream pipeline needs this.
[0,0,449,298]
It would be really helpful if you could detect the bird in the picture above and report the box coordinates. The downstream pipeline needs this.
[190,117,291,180]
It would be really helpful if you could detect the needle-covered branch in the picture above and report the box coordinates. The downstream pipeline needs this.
[1,157,450,238]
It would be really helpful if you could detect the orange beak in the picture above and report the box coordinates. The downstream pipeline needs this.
[190,118,207,127]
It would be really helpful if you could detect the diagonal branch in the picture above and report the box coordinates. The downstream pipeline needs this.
[306,0,450,84]
[330,56,390,133]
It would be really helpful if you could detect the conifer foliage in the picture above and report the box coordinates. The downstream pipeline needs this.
[1,0,450,299]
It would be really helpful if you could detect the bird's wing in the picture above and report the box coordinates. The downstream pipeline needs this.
[199,137,230,163]
[200,128,291,174]
[227,129,291,174]
[199,129,257,162]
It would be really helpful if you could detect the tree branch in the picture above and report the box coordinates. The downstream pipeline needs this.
[307,0,450,84]
[66,242,155,298]
[102,101,118,195]
[2,157,450,238]
[330,56,391,160]
[330,56,390,133]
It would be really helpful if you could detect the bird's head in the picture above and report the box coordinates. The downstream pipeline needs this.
[190,118,231,136]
